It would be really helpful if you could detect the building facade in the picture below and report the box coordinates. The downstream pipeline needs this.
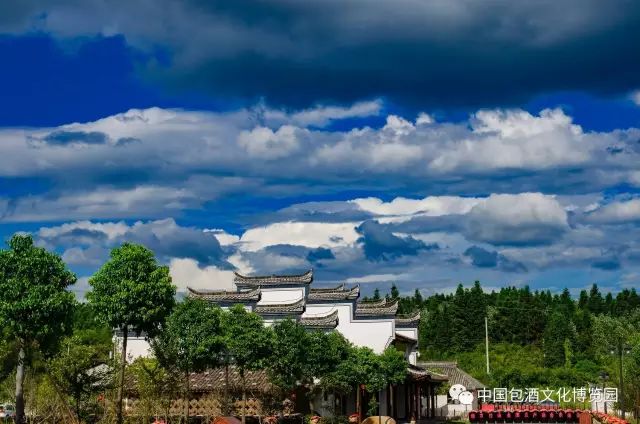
[119,270,446,420]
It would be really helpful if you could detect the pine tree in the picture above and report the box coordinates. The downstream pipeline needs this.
[390,284,400,299]
[373,288,381,300]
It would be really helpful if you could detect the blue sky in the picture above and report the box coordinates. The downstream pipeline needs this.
[2,1,640,297]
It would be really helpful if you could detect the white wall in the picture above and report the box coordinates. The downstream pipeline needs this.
[305,303,394,354]
[258,287,305,304]
[396,328,418,340]
[113,335,153,362]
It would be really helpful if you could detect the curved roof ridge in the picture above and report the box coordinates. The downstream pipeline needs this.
[234,269,313,286]
[355,298,399,316]
[300,309,339,329]
[187,287,261,302]
[308,284,360,301]
[309,283,346,292]
[254,297,306,315]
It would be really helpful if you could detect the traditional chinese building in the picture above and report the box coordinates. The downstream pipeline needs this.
[120,270,446,420]
[188,270,447,420]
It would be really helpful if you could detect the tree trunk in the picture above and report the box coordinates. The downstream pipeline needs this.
[356,386,361,423]
[75,392,81,421]
[241,370,247,424]
[116,327,128,424]
[224,359,230,415]
[15,345,26,424]
[185,370,190,424]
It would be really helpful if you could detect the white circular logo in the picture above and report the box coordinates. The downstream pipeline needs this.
[449,384,466,400]
[459,391,474,405]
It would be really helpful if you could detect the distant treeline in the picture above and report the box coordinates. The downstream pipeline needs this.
[368,283,640,404]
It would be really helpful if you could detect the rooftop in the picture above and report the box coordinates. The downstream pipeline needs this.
[407,363,448,382]
[187,287,261,302]
[234,270,313,287]
[254,298,306,315]
[419,361,485,389]
[395,311,421,327]
[355,299,399,317]
[300,309,339,329]
[308,284,360,301]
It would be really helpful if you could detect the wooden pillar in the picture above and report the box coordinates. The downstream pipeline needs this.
[417,384,422,419]
[405,383,410,420]
[430,384,436,418]
[425,384,430,419]
[412,383,420,421]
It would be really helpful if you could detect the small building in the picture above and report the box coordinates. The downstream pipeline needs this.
[418,361,486,418]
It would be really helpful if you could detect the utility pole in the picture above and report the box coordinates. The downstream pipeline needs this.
[618,339,625,420]
[485,316,490,375]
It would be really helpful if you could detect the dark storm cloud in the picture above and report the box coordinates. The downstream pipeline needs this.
[464,246,498,268]
[356,220,438,262]
[307,247,335,263]
[42,130,108,146]
[464,245,528,273]
[37,218,229,268]
[3,0,640,108]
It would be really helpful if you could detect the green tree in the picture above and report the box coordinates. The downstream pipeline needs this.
[373,288,381,301]
[128,358,181,423]
[390,284,400,300]
[0,234,77,424]
[160,298,226,422]
[87,243,175,424]
[366,348,407,419]
[543,311,576,367]
[223,306,272,424]
[268,319,309,391]
[328,346,379,416]
[48,334,111,421]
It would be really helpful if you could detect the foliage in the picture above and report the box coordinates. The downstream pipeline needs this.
[412,281,640,391]
[0,234,77,350]
[363,347,407,417]
[87,243,176,337]
[223,305,273,424]
[160,298,226,373]
[306,331,352,385]
[543,310,576,367]
[223,305,273,375]
[323,346,378,396]
[0,234,77,423]
[268,319,310,391]
[47,335,111,420]
[128,357,181,421]
[45,303,112,422]
[87,242,175,424]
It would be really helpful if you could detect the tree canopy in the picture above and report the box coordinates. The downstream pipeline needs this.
[0,234,77,424]
[87,243,176,336]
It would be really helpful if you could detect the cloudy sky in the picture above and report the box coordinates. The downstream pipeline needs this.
[2,0,640,297]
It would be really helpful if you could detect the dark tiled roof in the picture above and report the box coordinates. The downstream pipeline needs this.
[309,283,346,292]
[300,310,339,329]
[355,299,399,316]
[254,298,306,315]
[234,270,313,287]
[407,364,448,382]
[394,332,417,344]
[357,298,387,308]
[125,366,274,395]
[187,287,261,302]
[308,284,360,301]
[395,311,421,327]
[418,361,485,389]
